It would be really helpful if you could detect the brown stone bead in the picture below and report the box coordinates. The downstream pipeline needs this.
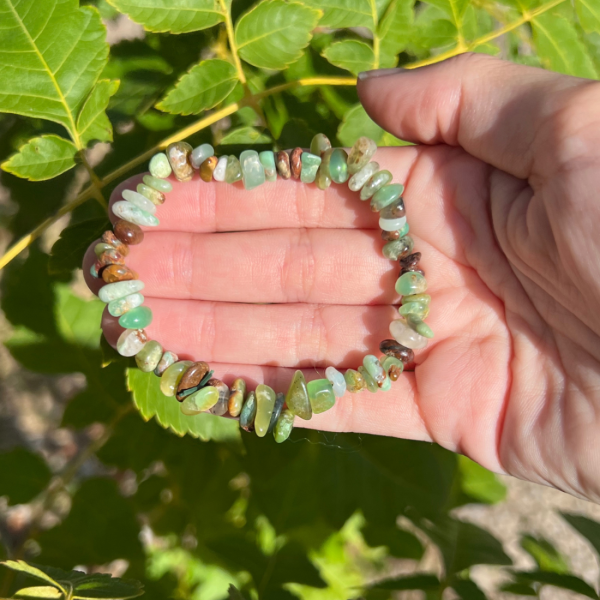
[381,230,400,241]
[401,267,425,278]
[389,364,403,381]
[400,252,421,270]
[276,151,291,179]
[200,155,218,182]
[382,197,406,218]
[114,219,144,245]
[379,339,414,364]
[101,230,129,256]
[176,361,210,400]
[290,147,302,179]
[102,265,138,283]
[166,141,193,182]
[97,249,126,268]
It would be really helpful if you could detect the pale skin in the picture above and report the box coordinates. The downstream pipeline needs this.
[83,54,600,503]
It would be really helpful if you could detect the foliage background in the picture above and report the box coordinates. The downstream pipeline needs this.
[1,0,600,598]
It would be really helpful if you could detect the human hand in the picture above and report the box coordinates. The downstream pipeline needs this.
[84,53,600,502]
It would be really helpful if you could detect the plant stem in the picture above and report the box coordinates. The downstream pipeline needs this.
[80,153,107,209]
[219,0,246,85]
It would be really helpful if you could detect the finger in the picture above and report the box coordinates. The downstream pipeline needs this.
[107,146,420,233]
[358,53,586,179]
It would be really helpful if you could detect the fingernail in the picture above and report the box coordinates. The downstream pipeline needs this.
[357,67,407,80]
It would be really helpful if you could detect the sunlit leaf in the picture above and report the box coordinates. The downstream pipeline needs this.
[14,586,62,599]
[77,79,120,145]
[576,0,600,33]
[0,448,52,505]
[219,126,272,145]
[1,135,77,181]
[235,0,322,70]
[458,455,507,504]
[301,0,375,29]
[337,103,384,146]
[520,535,569,573]
[322,40,375,75]
[378,0,415,67]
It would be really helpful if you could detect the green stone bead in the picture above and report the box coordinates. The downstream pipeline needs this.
[119,305,153,329]
[268,392,285,434]
[225,155,243,183]
[406,315,434,338]
[90,264,99,278]
[228,378,246,417]
[108,292,144,317]
[94,243,113,258]
[137,183,164,205]
[181,386,219,415]
[381,355,403,374]
[310,133,332,156]
[149,153,172,178]
[402,293,431,306]
[274,409,295,443]
[344,369,366,393]
[347,136,377,175]
[395,271,428,295]
[398,301,429,318]
[379,375,392,391]
[363,354,385,385]
[360,169,392,200]
[285,370,312,420]
[135,340,162,372]
[307,378,335,414]
[398,222,409,237]
[300,152,321,184]
[328,148,349,184]
[358,366,378,393]
[143,174,173,193]
[154,351,178,376]
[383,236,414,260]
[160,361,193,397]
[240,390,257,431]
[240,149,265,190]
[259,151,277,182]
[99,280,144,303]
[371,183,404,212]
[254,384,276,437]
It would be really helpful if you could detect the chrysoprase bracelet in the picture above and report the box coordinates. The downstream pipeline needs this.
[91,134,433,443]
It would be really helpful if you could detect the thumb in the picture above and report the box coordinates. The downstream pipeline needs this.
[357,53,586,179]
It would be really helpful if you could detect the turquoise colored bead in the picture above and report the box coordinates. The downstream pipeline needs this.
[406,315,434,338]
[112,201,159,227]
[310,133,331,156]
[398,222,410,237]
[383,236,414,260]
[99,280,144,303]
[325,366,346,397]
[371,183,404,212]
[108,292,144,317]
[380,355,403,375]
[119,305,152,329]
[149,153,172,178]
[300,152,321,184]
[90,264,98,278]
[398,301,429,318]
[255,384,276,437]
[358,366,378,393]
[240,150,265,190]
[328,148,349,184]
[190,143,214,169]
[285,370,312,420]
[395,271,428,295]
[363,354,385,385]
[160,361,193,397]
[306,378,335,414]
[122,189,156,214]
[240,390,257,431]
[135,340,163,372]
[143,174,173,193]
[274,409,295,443]
[259,151,277,182]
[360,169,392,200]
[181,386,219,415]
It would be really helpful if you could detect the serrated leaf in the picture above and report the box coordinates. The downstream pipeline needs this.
[0,562,63,590]
[532,12,598,78]
[156,59,238,115]
[0,2,109,137]
[458,455,507,504]
[55,285,104,348]
[561,513,600,559]
[514,571,599,600]
[14,586,62,599]
[0,448,52,505]
[378,0,414,67]
[322,40,375,75]
[576,0,600,33]
[301,0,375,29]
[49,217,109,276]
[338,103,384,146]
[106,0,224,33]
[127,368,240,442]
[423,0,468,26]
[1,135,77,181]
[235,0,321,70]
[77,79,120,146]
[219,126,272,145]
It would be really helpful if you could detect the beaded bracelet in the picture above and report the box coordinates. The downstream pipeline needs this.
[91,134,433,443]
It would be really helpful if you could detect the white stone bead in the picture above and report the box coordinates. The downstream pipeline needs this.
[348,161,379,192]
[379,215,407,231]
[116,329,147,357]
[325,366,346,397]
[389,319,429,350]
[99,279,145,303]
[190,143,214,168]
[213,155,228,181]
[122,189,156,214]
[112,201,159,227]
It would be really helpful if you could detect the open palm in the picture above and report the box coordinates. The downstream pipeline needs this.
[84,54,600,503]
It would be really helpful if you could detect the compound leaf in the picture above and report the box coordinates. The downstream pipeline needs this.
[322,40,375,75]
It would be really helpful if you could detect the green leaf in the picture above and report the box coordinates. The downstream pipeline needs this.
[54,285,104,348]
[1,135,77,181]
[424,0,468,27]
[452,579,488,600]
[49,217,110,276]
[219,126,272,145]
[106,0,225,33]
[458,455,507,504]
[500,582,538,596]
[322,40,375,75]
[337,103,384,146]
[235,0,322,70]
[77,79,120,145]
[378,0,414,67]
[514,571,599,600]
[0,447,52,505]
[532,12,598,78]
[127,368,240,442]
[576,0,600,33]
[368,573,441,591]
[0,562,63,590]
[520,535,569,573]
[362,523,424,559]
[14,586,62,599]
[156,59,239,115]
[0,2,109,137]
[301,0,374,29]
[561,513,600,559]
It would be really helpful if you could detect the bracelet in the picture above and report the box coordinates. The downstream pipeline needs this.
[91,134,433,443]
